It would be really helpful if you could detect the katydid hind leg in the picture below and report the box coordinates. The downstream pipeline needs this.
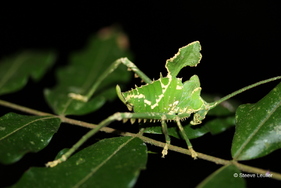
[69,57,152,102]
[119,57,152,84]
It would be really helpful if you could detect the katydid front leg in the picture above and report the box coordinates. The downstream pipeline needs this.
[69,57,152,102]
[46,112,191,167]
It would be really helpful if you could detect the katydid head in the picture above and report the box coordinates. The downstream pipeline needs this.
[116,85,133,111]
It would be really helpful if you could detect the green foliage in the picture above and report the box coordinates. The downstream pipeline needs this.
[0,28,280,187]
[232,82,281,160]
[0,51,56,96]
[44,29,131,116]
[197,165,246,188]
[11,137,147,188]
[0,113,60,164]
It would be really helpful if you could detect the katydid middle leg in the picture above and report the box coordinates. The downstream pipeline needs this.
[160,120,171,158]
[175,117,198,159]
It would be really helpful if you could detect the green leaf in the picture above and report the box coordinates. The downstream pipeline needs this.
[0,50,56,95]
[232,82,281,160]
[142,116,234,140]
[166,41,201,77]
[12,137,147,188]
[203,116,235,135]
[197,164,246,188]
[168,123,209,139]
[141,122,206,139]
[0,113,61,164]
[44,28,131,116]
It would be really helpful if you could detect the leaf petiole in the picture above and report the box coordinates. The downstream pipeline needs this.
[209,76,281,108]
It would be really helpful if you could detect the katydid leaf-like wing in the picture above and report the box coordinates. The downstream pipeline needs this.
[12,137,147,188]
[165,41,201,77]
[123,75,204,117]
[232,82,281,160]
[0,51,56,95]
[177,75,205,112]
[0,113,60,164]
[123,77,183,114]
[44,28,131,116]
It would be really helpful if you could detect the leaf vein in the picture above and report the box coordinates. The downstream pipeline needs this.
[74,137,135,187]
[235,100,281,158]
[0,116,57,141]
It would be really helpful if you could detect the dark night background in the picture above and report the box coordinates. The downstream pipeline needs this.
[0,1,280,187]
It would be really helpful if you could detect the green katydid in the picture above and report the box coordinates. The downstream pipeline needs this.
[46,41,281,167]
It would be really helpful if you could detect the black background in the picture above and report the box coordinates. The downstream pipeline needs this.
[0,1,281,187]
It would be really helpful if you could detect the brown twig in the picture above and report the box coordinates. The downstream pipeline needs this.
[0,99,281,180]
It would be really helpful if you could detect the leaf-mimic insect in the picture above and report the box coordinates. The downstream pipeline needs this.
[47,41,281,167]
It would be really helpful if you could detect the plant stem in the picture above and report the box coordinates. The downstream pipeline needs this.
[209,76,281,108]
[1,99,281,180]
[0,99,53,116]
